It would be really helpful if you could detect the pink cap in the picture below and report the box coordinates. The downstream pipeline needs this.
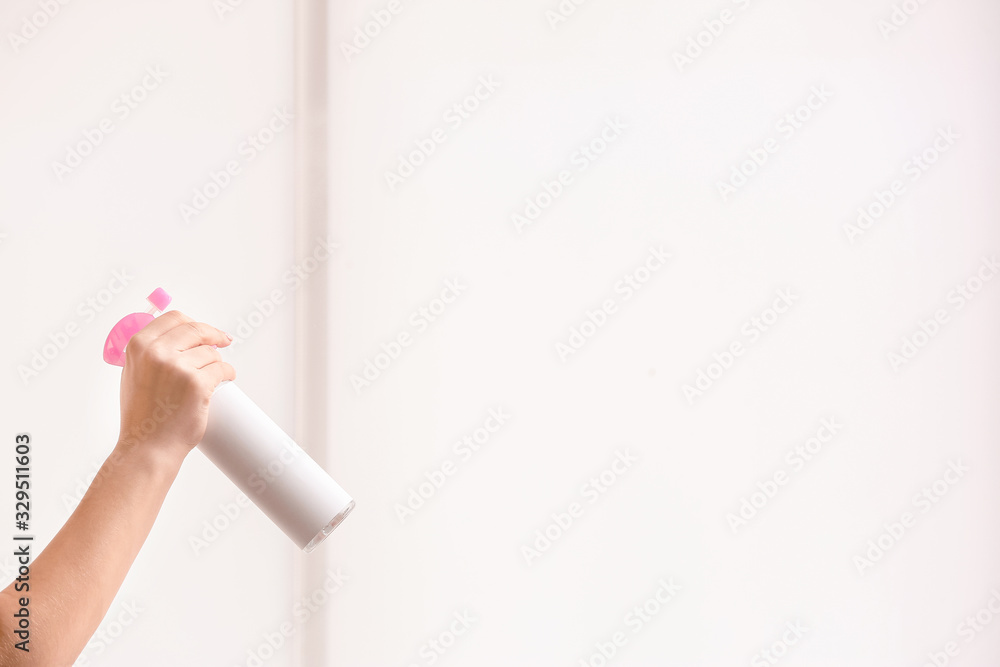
[102,288,173,367]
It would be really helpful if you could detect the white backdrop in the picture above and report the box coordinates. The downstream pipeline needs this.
[1,1,999,666]
[324,1,1000,666]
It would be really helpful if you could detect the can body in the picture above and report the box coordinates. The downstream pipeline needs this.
[198,381,354,551]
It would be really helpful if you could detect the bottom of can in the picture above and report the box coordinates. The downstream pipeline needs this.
[303,500,356,553]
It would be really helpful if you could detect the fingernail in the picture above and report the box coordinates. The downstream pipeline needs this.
[225,332,233,341]
[212,344,218,349]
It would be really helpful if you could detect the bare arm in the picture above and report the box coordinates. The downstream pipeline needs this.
[0,311,235,666]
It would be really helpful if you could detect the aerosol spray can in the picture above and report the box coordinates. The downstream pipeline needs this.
[103,288,354,552]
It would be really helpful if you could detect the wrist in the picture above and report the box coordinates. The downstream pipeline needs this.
[111,438,187,481]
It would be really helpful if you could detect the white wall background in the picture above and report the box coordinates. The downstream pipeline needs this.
[1,1,999,666]
[325,1,1000,666]
[0,1,303,666]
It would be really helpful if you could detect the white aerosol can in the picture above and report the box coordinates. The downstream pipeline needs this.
[103,288,354,552]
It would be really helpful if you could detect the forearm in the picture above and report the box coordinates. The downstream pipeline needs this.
[0,442,183,666]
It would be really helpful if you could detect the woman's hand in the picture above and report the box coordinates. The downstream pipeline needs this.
[117,310,236,463]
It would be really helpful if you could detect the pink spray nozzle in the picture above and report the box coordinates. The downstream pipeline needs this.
[103,288,173,367]
[147,287,171,312]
